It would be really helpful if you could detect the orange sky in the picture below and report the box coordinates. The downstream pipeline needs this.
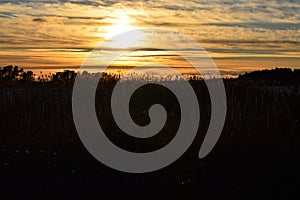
[0,0,299,75]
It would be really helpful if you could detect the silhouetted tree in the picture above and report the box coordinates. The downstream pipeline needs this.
[0,65,24,83]
[52,70,76,83]
[21,71,34,82]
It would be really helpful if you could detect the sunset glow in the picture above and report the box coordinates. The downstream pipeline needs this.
[104,9,137,39]
[0,0,299,75]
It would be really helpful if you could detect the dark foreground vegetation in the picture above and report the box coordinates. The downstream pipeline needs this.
[0,66,300,199]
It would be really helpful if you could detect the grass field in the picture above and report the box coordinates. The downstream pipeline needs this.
[0,67,300,199]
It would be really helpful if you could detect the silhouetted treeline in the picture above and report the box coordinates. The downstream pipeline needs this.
[0,65,33,83]
[238,68,300,85]
[0,65,77,85]
[1,65,300,86]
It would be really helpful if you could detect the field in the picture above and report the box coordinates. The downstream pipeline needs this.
[0,67,300,199]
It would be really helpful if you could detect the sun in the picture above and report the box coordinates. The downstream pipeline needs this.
[102,9,146,49]
[105,11,135,39]
[105,24,134,39]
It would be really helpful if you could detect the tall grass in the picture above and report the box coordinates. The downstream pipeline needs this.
[1,69,300,198]
[0,73,299,159]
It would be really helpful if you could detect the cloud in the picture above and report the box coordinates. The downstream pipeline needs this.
[203,22,300,30]
[32,18,47,22]
[0,0,299,68]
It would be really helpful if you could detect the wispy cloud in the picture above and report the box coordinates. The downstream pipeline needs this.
[32,17,47,22]
[0,0,299,70]
[203,22,300,30]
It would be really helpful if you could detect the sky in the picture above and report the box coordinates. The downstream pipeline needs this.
[0,0,299,75]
